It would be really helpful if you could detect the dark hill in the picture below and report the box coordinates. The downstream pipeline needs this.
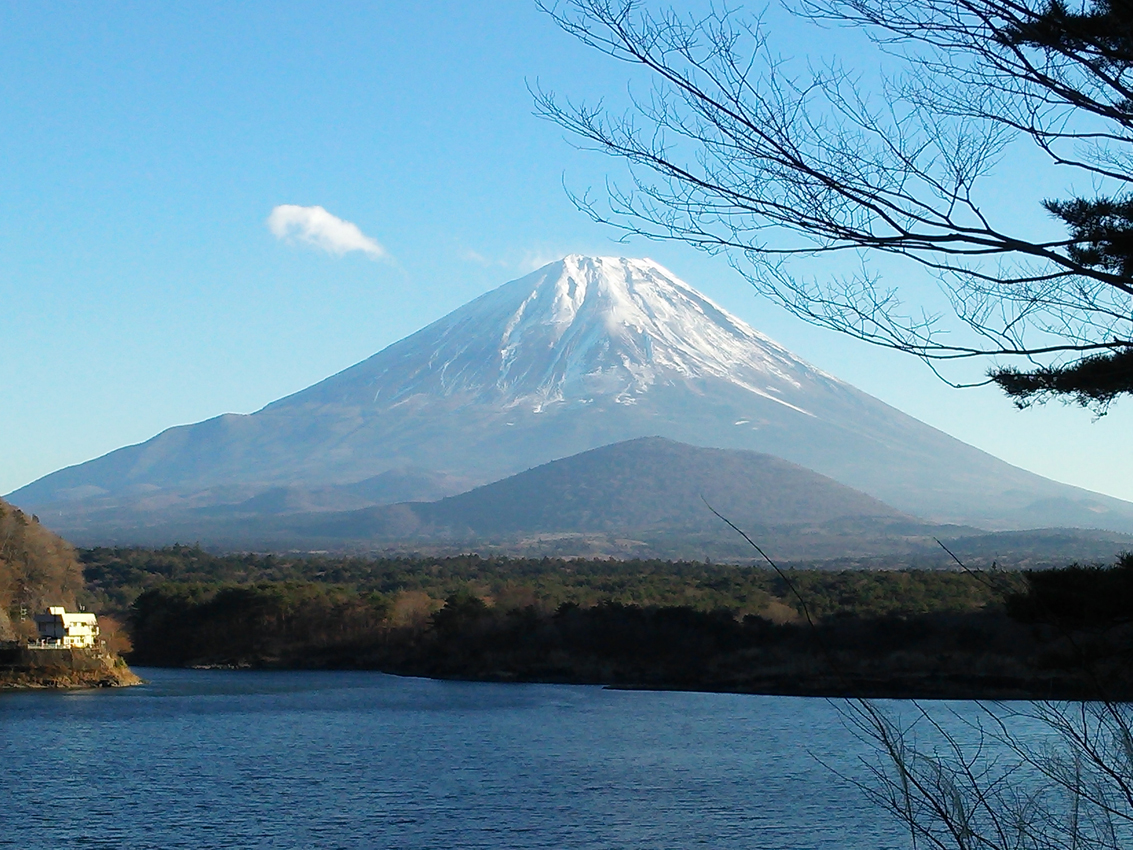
[272,437,929,560]
[410,436,909,535]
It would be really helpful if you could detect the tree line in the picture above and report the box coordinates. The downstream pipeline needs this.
[103,545,1133,700]
[80,544,1008,624]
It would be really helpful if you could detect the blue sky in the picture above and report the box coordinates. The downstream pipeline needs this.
[4,1,1133,502]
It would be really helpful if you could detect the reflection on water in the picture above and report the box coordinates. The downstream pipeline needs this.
[0,669,913,849]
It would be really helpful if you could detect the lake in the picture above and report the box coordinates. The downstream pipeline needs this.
[0,669,919,849]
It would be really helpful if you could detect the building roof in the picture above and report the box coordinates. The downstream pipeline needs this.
[35,607,98,625]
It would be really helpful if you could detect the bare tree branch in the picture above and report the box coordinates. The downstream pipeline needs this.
[536,0,1133,409]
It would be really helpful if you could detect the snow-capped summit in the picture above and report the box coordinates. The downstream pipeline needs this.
[13,256,1133,534]
[271,255,832,415]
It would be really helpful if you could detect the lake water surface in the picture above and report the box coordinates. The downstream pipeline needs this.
[0,669,918,849]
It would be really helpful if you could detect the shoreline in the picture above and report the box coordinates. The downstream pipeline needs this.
[123,659,1121,702]
[0,645,142,690]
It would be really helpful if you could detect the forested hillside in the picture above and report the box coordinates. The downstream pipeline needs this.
[0,497,85,640]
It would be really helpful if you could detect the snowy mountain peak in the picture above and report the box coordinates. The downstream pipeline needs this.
[276,256,840,413]
[18,257,1133,536]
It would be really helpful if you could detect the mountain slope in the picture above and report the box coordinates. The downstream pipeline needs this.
[12,255,1133,534]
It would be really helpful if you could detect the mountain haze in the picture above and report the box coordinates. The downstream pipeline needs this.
[13,255,1133,536]
[84,439,945,561]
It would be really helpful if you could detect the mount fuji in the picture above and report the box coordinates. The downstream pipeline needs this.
[12,255,1133,539]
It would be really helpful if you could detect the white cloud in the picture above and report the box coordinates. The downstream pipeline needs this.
[267,204,387,259]
[459,249,491,265]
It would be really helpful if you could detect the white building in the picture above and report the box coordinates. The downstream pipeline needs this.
[33,607,100,648]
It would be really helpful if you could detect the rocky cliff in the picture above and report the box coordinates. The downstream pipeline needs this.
[0,645,141,689]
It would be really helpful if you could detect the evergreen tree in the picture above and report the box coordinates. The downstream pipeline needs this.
[993,1,1133,404]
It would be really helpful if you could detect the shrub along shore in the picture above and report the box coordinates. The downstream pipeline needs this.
[81,546,1133,700]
